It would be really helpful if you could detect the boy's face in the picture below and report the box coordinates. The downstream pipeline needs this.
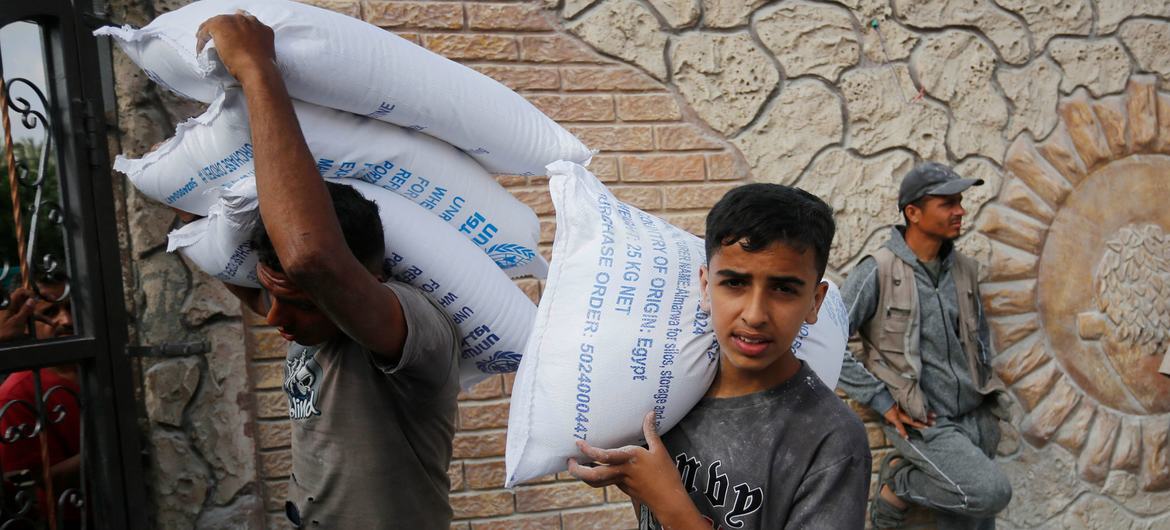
[257,262,341,346]
[699,239,827,395]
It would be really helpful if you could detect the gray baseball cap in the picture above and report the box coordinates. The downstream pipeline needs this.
[897,162,983,210]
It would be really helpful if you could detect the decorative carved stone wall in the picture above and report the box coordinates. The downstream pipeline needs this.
[982,82,1170,528]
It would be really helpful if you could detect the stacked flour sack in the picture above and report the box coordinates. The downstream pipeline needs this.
[505,161,851,485]
[99,0,592,390]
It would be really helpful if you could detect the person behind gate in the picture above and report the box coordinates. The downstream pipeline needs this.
[839,162,1014,529]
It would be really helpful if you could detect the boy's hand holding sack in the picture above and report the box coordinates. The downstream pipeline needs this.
[505,162,851,486]
[95,0,591,177]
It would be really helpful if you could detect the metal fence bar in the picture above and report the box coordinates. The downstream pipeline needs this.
[0,6,146,527]
[0,76,26,289]
[30,370,56,529]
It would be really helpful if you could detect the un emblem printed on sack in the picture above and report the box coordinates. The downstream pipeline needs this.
[476,350,522,374]
[488,243,536,270]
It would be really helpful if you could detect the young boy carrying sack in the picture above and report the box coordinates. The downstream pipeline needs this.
[568,184,872,529]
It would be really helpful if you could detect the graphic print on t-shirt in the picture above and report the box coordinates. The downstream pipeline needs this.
[639,451,764,530]
[284,347,323,419]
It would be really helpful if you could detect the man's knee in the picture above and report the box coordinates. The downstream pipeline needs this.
[966,467,1011,516]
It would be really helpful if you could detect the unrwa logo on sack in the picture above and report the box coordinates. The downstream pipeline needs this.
[476,350,522,374]
[487,243,535,270]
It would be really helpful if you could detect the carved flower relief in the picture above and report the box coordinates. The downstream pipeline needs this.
[983,80,1170,492]
[1089,224,1170,359]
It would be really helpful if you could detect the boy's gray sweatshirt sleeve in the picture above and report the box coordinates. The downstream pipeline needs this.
[838,257,896,414]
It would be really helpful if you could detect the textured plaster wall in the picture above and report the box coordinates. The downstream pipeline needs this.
[103,0,1170,528]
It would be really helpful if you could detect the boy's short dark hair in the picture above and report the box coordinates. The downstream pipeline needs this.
[253,181,385,273]
[704,183,835,279]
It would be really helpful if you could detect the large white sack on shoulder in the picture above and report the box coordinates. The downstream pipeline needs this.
[115,90,253,215]
[791,279,848,390]
[123,89,548,278]
[94,0,591,176]
[167,179,262,287]
[168,177,537,389]
[343,179,538,389]
[505,161,848,486]
[505,161,717,487]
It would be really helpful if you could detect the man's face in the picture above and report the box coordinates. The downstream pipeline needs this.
[699,240,827,393]
[908,193,966,240]
[257,263,340,346]
[33,282,73,339]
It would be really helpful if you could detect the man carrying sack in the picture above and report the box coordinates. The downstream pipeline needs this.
[197,13,461,529]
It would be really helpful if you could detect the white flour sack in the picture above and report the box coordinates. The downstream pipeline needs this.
[123,89,548,278]
[167,178,261,287]
[94,0,591,176]
[504,161,849,486]
[352,179,538,388]
[170,177,537,389]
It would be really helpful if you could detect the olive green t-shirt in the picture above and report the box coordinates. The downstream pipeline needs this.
[282,281,460,529]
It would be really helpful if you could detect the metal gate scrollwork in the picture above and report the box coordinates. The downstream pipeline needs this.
[0,1,146,528]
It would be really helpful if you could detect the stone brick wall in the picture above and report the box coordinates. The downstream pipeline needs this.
[108,0,265,526]
[103,0,1170,528]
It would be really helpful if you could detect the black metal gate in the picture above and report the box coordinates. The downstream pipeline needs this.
[0,0,145,528]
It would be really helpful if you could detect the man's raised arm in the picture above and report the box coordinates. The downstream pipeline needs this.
[196,13,408,361]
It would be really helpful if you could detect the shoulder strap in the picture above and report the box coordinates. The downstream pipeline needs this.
[952,252,979,293]
[871,247,911,310]
[870,248,895,285]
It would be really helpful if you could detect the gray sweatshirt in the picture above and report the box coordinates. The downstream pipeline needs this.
[642,361,871,529]
[838,227,991,419]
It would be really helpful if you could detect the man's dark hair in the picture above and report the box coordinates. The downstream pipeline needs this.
[901,196,928,225]
[253,181,385,273]
[704,183,835,279]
